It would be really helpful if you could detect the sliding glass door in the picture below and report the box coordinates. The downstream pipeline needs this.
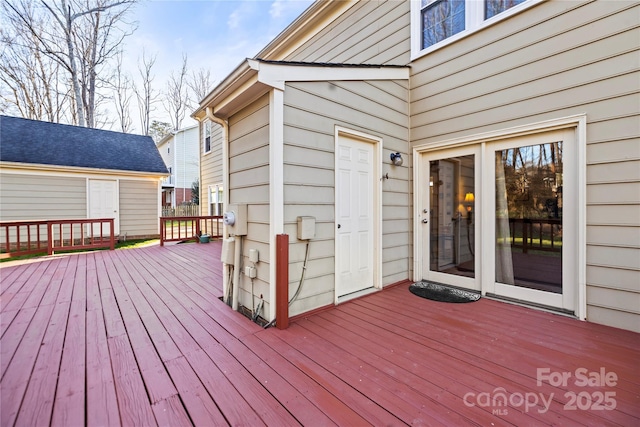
[487,129,577,312]
[418,127,578,313]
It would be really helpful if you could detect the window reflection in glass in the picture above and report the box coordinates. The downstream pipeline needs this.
[495,142,563,293]
[422,0,465,48]
[429,155,475,278]
[485,0,526,20]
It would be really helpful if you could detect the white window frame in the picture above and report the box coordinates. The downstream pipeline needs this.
[204,121,212,154]
[208,183,224,216]
[410,0,543,60]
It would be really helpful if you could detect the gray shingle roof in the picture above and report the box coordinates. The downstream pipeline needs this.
[0,115,168,174]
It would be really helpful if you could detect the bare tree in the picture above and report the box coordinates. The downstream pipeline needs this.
[1,0,137,127]
[0,1,72,121]
[165,53,189,130]
[188,67,213,104]
[134,50,157,136]
[109,51,133,132]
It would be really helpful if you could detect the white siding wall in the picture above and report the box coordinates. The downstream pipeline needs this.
[228,94,271,315]
[119,179,160,238]
[410,1,640,331]
[283,80,410,316]
[200,120,224,215]
[285,0,410,66]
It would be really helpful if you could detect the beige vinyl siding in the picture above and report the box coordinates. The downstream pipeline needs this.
[285,0,410,66]
[0,173,86,220]
[228,94,271,314]
[119,179,159,238]
[283,79,410,316]
[410,1,640,331]
[200,120,224,215]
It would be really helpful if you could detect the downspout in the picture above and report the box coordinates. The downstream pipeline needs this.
[206,106,233,307]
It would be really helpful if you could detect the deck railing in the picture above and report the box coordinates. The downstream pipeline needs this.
[0,218,115,259]
[160,216,223,246]
[506,217,562,253]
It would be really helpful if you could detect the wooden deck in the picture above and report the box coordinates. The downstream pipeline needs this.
[1,241,638,426]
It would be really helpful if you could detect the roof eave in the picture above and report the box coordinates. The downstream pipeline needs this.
[0,161,170,178]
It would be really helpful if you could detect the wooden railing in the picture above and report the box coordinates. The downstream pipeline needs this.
[0,218,115,259]
[160,216,223,246]
[162,204,199,217]
[506,218,562,253]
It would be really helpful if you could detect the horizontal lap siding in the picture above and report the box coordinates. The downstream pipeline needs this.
[0,173,86,221]
[228,94,271,316]
[284,80,409,316]
[410,0,640,331]
[285,0,410,66]
[119,180,159,238]
[200,121,224,215]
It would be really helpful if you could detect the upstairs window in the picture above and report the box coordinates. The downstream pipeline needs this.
[414,0,536,56]
[422,0,465,49]
[485,0,526,20]
[204,121,211,153]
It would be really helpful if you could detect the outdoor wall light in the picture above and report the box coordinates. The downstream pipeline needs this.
[390,152,403,166]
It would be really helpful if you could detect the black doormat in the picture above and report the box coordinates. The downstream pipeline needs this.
[409,281,481,303]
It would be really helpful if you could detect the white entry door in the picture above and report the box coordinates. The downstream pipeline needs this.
[89,179,119,235]
[335,133,377,299]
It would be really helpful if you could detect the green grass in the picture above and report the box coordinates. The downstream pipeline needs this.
[0,238,160,263]
[496,237,562,249]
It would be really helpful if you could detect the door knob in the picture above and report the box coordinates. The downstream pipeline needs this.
[337,224,341,229]
[422,219,428,223]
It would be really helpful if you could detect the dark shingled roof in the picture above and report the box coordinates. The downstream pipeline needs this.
[0,115,168,174]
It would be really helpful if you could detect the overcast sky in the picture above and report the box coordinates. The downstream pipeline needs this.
[123,0,314,129]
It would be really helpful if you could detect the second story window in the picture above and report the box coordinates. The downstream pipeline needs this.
[422,0,465,49]
[204,121,211,153]
[485,0,526,20]
[415,0,535,55]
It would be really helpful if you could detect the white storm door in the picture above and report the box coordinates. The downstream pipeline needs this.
[89,179,119,235]
[336,134,375,299]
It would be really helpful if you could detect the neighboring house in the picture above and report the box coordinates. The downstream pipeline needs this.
[199,119,224,216]
[194,0,640,333]
[0,115,169,240]
[156,125,200,207]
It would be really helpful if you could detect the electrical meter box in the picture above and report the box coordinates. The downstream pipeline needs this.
[221,237,235,265]
[223,204,247,236]
[297,216,316,240]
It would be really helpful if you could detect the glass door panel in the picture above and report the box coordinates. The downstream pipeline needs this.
[488,128,576,313]
[430,157,475,277]
[421,147,479,291]
[495,142,563,293]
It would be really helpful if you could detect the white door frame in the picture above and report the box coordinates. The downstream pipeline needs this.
[413,115,587,319]
[334,126,383,304]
